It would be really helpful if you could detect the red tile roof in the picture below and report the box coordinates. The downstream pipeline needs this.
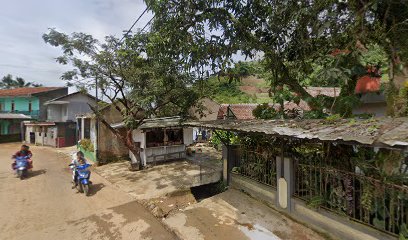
[218,104,259,120]
[0,87,64,97]
[355,76,381,94]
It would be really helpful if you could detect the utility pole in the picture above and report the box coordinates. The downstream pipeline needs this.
[95,77,99,164]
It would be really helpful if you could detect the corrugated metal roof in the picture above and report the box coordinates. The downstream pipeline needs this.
[184,118,408,149]
[112,116,183,129]
[0,113,31,119]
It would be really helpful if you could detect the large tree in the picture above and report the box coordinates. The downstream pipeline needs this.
[145,0,408,116]
[0,74,43,89]
[43,29,198,170]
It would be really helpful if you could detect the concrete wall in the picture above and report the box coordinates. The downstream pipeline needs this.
[145,145,186,163]
[44,126,58,147]
[47,93,95,122]
[36,88,68,121]
[183,128,194,146]
[132,129,145,148]
[47,105,64,122]
[230,173,394,240]
[0,97,39,112]
[25,126,33,143]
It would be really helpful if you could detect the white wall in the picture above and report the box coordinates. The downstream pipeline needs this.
[25,126,33,143]
[47,94,96,122]
[132,129,145,148]
[66,94,95,121]
[183,127,194,146]
[47,105,63,122]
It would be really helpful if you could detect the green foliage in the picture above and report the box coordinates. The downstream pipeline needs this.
[199,76,254,104]
[307,195,325,209]
[209,130,239,147]
[0,74,43,89]
[252,103,278,120]
[325,114,342,123]
[146,0,408,116]
[79,139,94,152]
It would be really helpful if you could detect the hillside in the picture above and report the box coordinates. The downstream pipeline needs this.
[205,75,273,104]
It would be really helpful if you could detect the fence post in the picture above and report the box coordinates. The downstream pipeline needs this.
[276,156,294,212]
[224,144,239,185]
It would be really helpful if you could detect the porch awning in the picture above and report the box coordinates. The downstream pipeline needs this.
[111,116,183,129]
[24,122,56,126]
[44,100,69,105]
[0,113,31,120]
[184,117,408,149]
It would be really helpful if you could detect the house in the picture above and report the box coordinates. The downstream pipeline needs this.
[187,118,408,239]
[24,92,97,147]
[217,87,341,120]
[0,87,68,141]
[353,70,387,116]
[76,104,129,163]
[188,97,220,121]
[112,116,194,166]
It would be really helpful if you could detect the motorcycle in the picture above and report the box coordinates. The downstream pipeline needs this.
[69,163,92,196]
[15,156,29,180]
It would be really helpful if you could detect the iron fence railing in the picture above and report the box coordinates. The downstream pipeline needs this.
[235,150,277,188]
[294,163,408,236]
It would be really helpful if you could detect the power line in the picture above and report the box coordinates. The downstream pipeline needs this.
[119,7,148,43]
[141,16,155,32]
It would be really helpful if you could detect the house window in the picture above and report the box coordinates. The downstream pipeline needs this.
[11,101,15,112]
[146,129,165,148]
[165,128,183,145]
[84,118,91,139]
[145,128,184,148]
[28,101,32,112]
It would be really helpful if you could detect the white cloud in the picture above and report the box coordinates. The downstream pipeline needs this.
[0,0,151,89]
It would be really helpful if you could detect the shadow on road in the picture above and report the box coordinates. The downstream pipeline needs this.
[87,183,105,196]
[29,169,47,177]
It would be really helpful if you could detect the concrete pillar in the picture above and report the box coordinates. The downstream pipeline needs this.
[223,145,239,185]
[276,156,294,212]
[81,118,85,140]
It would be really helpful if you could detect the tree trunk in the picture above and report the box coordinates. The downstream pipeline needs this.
[89,104,144,171]
[125,129,144,171]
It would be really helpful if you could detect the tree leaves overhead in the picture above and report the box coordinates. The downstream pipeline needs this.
[146,0,408,115]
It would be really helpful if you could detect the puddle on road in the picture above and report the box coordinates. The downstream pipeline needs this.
[239,224,281,240]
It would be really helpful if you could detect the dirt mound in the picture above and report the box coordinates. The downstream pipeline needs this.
[241,75,265,85]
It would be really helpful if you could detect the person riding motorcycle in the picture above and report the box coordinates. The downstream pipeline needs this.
[12,145,33,170]
[71,151,89,187]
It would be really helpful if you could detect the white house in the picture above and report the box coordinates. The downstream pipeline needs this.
[45,92,97,122]
[112,117,194,166]
[24,92,97,147]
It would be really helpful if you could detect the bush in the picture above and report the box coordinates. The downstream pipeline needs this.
[79,139,94,152]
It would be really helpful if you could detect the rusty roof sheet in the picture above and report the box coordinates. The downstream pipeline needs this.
[184,117,408,148]
[0,87,65,97]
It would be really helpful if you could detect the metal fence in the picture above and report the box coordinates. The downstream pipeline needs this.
[235,150,277,188]
[294,163,408,236]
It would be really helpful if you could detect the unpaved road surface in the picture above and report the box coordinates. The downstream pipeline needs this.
[0,143,177,240]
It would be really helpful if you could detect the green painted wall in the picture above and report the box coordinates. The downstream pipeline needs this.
[0,97,40,119]
[0,120,10,135]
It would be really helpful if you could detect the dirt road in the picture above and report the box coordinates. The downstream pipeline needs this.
[0,143,177,240]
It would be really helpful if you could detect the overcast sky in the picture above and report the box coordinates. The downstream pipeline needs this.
[0,0,151,89]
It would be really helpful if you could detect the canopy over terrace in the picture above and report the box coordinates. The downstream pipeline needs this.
[184,117,408,150]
